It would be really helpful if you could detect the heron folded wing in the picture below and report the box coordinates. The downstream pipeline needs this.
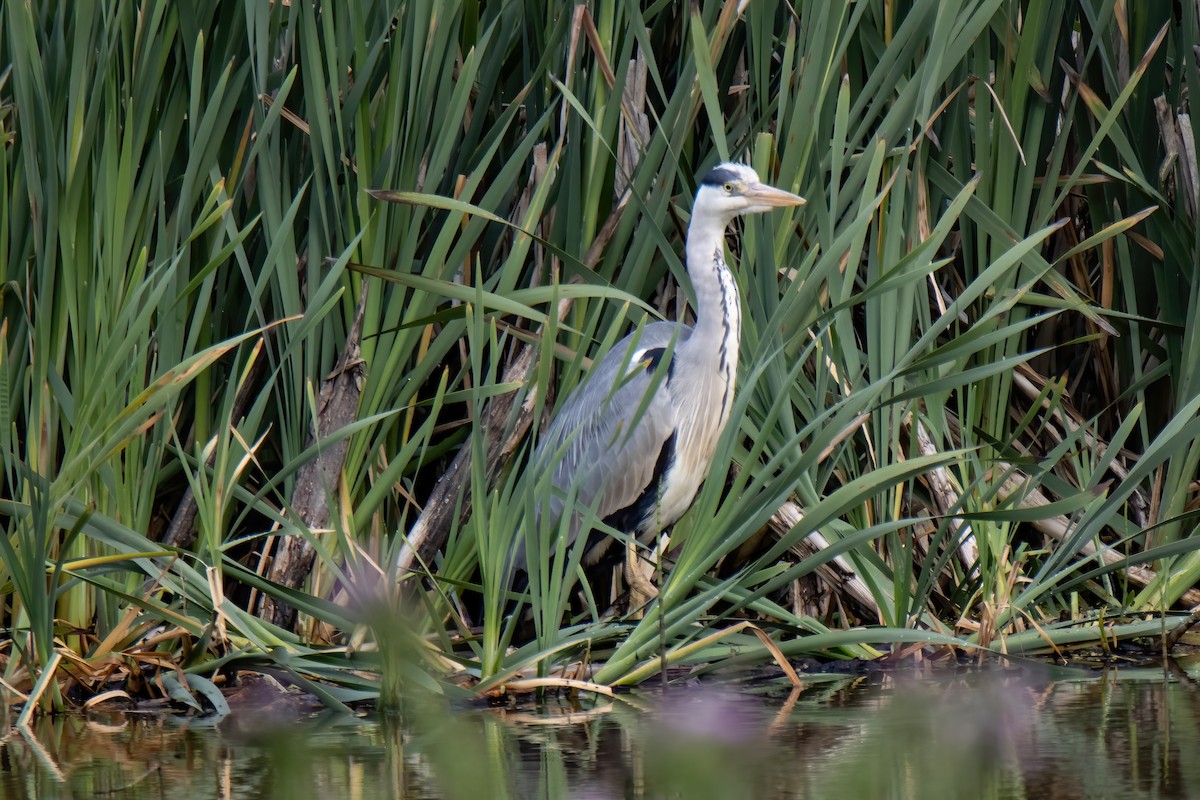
[508,323,686,574]
[540,324,684,527]
[552,347,677,523]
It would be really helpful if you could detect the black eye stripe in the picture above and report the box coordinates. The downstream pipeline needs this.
[700,166,741,187]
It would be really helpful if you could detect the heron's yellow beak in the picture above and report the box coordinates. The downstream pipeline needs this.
[744,183,807,207]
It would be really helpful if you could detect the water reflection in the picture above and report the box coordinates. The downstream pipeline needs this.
[3,666,1199,799]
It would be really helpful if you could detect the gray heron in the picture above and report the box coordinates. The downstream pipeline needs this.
[518,162,805,588]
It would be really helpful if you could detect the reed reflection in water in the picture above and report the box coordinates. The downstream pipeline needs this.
[3,666,1200,799]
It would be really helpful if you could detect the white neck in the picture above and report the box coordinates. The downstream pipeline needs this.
[666,208,742,486]
[683,213,740,360]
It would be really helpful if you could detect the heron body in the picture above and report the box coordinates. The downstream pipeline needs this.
[523,163,805,569]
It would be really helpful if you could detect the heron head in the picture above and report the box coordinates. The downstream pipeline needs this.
[695,162,806,224]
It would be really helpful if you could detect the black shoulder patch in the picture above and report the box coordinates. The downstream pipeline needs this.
[700,166,740,187]
[640,347,666,371]
[640,347,676,380]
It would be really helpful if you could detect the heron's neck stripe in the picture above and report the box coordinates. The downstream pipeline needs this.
[715,251,738,424]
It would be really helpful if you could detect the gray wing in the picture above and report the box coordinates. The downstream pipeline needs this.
[522,321,688,561]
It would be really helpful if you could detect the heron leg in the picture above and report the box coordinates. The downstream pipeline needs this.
[623,534,668,615]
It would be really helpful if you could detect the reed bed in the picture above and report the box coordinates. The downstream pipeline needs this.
[1,0,1199,714]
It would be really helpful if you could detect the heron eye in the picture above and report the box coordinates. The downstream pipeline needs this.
[722,182,734,194]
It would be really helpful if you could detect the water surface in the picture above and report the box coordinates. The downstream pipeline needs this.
[3,663,1198,799]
